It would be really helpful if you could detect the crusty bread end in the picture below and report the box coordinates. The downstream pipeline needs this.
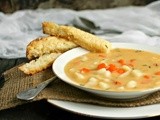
[19,53,61,75]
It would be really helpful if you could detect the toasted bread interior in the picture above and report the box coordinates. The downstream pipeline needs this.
[19,53,61,75]
[26,36,77,60]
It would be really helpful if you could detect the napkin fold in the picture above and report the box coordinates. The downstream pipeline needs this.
[0,1,160,58]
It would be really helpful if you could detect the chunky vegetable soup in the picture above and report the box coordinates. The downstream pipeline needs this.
[64,48,160,91]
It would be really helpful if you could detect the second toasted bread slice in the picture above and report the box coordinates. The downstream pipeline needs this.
[27,36,78,60]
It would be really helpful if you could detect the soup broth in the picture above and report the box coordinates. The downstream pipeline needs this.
[64,48,160,91]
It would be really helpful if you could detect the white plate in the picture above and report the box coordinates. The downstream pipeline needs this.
[52,42,160,100]
[48,99,160,119]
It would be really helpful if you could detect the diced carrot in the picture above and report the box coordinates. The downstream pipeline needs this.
[97,63,107,70]
[143,75,150,79]
[118,59,125,65]
[80,68,90,73]
[107,64,117,72]
[117,68,125,74]
[155,71,160,75]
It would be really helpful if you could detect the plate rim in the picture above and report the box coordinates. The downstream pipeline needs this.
[47,99,160,119]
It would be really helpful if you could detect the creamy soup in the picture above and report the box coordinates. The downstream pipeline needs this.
[64,48,160,91]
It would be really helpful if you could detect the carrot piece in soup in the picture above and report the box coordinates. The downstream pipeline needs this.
[140,75,152,84]
[80,68,90,73]
[117,68,125,74]
[97,63,107,70]
[107,64,117,72]
[143,75,150,79]
[118,59,125,65]
[155,71,160,75]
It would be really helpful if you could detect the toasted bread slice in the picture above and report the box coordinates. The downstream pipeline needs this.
[27,36,78,60]
[19,53,61,75]
[42,22,111,53]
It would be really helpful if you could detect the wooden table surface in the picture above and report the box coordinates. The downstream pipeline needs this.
[0,58,159,120]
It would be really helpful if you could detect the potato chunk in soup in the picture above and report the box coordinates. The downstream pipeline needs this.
[64,48,160,91]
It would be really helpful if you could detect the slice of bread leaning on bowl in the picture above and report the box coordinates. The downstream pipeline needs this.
[19,22,112,75]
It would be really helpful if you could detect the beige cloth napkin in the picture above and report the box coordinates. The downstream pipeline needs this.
[0,65,160,110]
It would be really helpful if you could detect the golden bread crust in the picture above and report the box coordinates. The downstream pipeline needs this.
[42,22,111,53]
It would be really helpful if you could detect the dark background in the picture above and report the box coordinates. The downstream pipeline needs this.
[0,0,158,13]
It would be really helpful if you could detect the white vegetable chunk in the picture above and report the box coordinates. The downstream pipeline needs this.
[119,65,132,78]
[117,86,125,90]
[132,69,143,77]
[122,65,131,71]
[85,77,98,87]
[104,70,111,78]
[99,82,110,90]
[75,72,85,80]
[127,80,137,88]
[97,68,111,78]
[97,68,106,74]
[119,71,131,78]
